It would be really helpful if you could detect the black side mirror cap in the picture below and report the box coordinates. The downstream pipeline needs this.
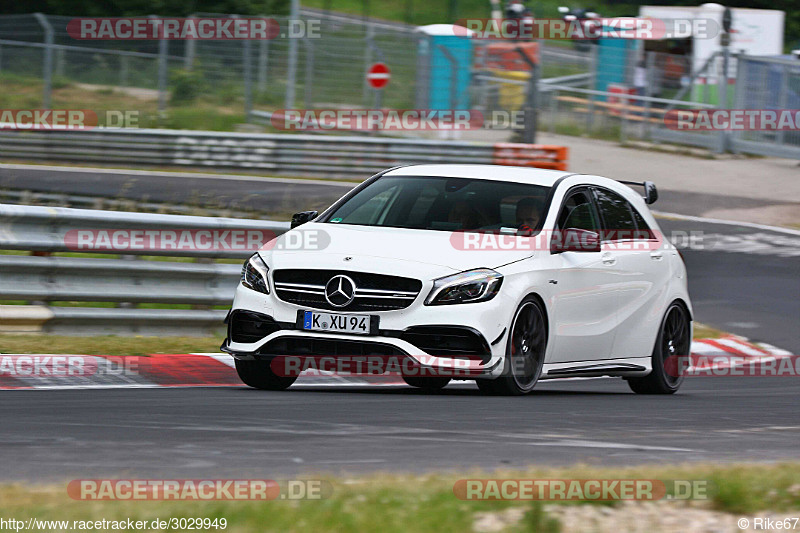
[643,181,658,204]
[551,228,602,254]
[291,210,319,228]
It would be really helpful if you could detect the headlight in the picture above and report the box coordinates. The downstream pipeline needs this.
[425,268,503,306]
[241,253,270,294]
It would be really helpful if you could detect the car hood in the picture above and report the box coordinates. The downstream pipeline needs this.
[259,222,533,277]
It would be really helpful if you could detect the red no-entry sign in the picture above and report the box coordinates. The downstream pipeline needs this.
[367,63,391,89]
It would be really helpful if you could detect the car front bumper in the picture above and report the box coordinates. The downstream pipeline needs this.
[221,282,515,378]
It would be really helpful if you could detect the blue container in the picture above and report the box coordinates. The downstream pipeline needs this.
[595,33,638,99]
[416,25,474,109]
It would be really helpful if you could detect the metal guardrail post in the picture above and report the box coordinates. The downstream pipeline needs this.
[33,13,53,109]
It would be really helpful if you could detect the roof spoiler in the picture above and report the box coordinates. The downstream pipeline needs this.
[618,180,658,205]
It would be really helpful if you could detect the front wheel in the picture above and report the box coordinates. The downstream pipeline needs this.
[235,359,297,390]
[627,302,690,395]
[478,296,547,396]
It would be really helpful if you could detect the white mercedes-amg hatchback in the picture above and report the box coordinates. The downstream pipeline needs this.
[222,164,692,395]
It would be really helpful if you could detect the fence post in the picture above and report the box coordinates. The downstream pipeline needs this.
[620,93,627,144]
[776,62,789,148]
[285,0,300,108]
[55,48,65,77]
[513,46,538,144]
[33,13,53,109]
[239,15,253,121]
[184,15,196,70]
[644,51,655,140]
[120,55,129,86]
[363,22,375,105]
[586,43,597,133]
[717,44,731,153]
[257,38,269,94]
[437,45,459,109]
[149,15,169,118]
[304,40,314,109]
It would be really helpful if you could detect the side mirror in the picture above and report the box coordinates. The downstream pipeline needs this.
[551,228,602,253]
[291,210,318,228]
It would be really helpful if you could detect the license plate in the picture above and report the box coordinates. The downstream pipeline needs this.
[301,311,373,335]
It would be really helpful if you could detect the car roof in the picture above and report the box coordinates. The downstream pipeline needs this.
[383,164,575,187]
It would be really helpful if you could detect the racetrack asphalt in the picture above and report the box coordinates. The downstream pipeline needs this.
[1,375,799,481]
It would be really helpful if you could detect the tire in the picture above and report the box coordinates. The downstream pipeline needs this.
[235,359,297,391]
[627,302,690,395]
[402,375,451,390]
[478,296,548,396]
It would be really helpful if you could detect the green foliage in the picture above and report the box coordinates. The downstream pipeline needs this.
[2,0,290,16]
[169,68,204,105]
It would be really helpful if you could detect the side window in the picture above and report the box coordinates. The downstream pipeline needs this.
[556,189,600,233]
[594,188,637,241]
[630,206,655,239]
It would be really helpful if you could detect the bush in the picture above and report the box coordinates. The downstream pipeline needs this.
[170,68,204,105]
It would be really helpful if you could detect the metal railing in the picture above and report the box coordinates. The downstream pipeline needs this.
[0,203,289,336]
[0,129,568,178]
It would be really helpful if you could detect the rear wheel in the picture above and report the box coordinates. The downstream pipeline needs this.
[478,296,547,396]
[627,302,690,395]
[235,359,297,390]
[402,375,451,390]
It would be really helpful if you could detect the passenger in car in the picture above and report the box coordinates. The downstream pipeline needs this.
[516,197,542,231]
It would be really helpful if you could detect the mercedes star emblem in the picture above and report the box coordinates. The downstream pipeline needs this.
[324,275,356,308]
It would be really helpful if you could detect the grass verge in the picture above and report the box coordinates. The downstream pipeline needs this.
[1,463,800,532]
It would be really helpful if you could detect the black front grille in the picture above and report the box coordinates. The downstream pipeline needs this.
[399,326,491,362]
[272,269,422,311]
[229,310,282,344]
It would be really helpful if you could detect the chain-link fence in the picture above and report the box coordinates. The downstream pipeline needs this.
[731,55,800,159]
[1,13,797,158]
[0,13,423,127]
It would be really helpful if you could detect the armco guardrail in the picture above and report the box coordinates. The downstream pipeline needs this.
[0,204,289,336]
[0,129,568,178]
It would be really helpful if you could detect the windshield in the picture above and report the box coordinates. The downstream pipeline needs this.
[322,176,550,232]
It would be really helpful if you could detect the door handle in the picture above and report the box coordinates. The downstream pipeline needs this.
[602,252,616,265]
[650,251,664,260]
